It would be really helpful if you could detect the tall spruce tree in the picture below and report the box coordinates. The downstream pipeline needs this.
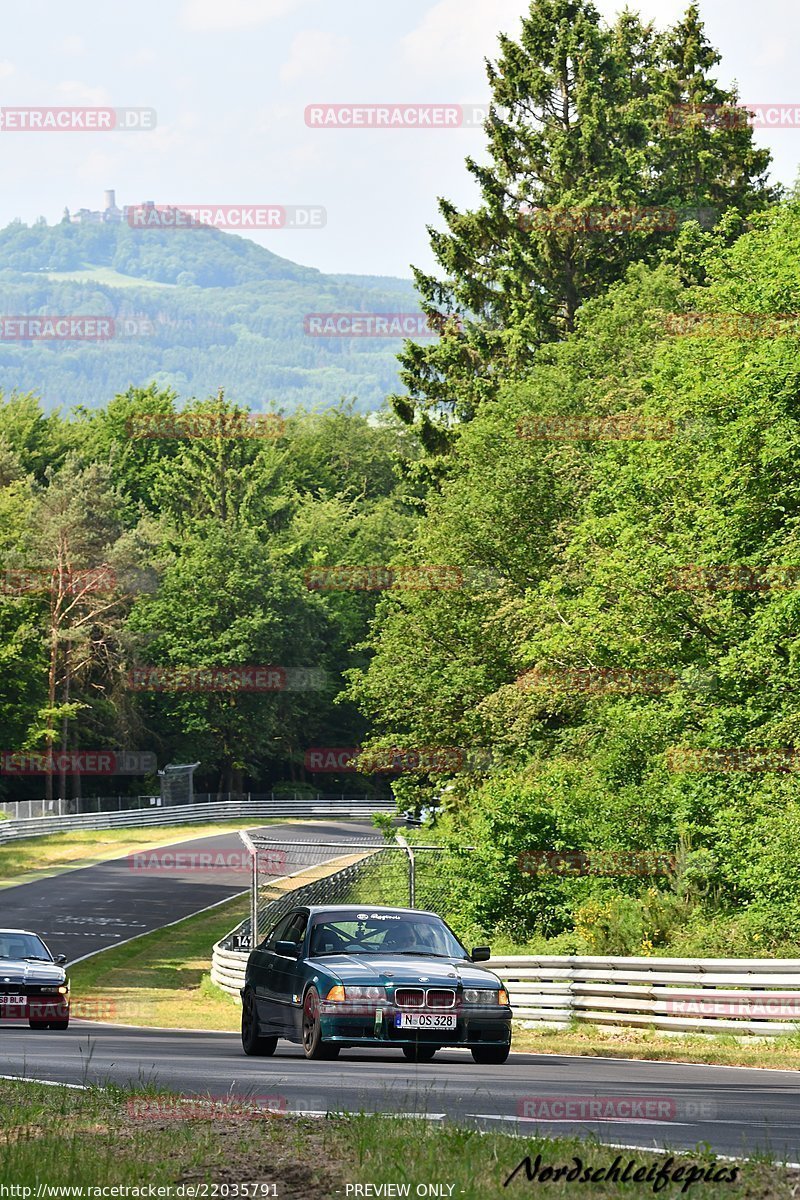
[393,0,775,440]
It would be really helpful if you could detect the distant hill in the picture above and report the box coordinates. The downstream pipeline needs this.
[0,219,422,412]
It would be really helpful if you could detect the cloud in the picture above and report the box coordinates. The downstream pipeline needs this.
[403,0,529,75]
[180,0,310,32]
[56,80,111,104]
[279,30,349,84]
[405,0,692,77]
[0,60,15,80]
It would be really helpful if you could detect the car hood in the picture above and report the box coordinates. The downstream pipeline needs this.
[0,960,66,986]
[310,954,502,989]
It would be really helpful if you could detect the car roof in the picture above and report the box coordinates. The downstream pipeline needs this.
[304,905,439,918]
[0,928,42,936]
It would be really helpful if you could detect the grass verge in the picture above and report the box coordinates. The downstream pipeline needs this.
[0,1080,795,1199]
[69,893,249,1030]
[0,822,269,888]
[514,1022,800,1070]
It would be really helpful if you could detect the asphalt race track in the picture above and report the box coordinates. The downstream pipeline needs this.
[0,818,798,1162]
[1,1023,799,1161]
[0,819,373,962]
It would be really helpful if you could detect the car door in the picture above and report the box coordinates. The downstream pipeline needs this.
[269,909,309,1039]
[250,914,296,1033]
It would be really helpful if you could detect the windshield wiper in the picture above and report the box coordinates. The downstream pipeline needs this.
[314,949,369,956]
[392,951,450,957]
[23,956,52,962]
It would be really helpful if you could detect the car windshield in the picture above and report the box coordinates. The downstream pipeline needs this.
[309,912,466,959]
[0,933,52,961]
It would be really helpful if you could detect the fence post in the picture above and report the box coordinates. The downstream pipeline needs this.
[395,834,415,908]
[239,830,258,950]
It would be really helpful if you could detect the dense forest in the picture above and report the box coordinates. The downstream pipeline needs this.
[3,0,800,957]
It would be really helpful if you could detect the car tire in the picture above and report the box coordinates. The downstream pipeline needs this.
[49,1018,69,1030]
[470,1044,510,1065]
[28,1018,49,1030]
[402,1045,438,1062]
[302,987,339,1060]
[241,989,278,1057]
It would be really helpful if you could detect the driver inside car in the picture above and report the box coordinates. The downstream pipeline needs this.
[381,923,429,953]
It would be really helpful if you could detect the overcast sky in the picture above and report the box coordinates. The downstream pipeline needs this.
[1,0,797,278]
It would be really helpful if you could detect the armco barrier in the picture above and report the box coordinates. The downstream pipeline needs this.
[211,944,800,1035]
[0,797,392,844]
[491,955,800,1035]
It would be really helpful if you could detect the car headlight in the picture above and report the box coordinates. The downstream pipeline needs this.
[325,985,386,1002]
[37,986,62,994]
[463,988,506,1005]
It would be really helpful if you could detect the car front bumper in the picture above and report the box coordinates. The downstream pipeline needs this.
[318,1004,512,1047]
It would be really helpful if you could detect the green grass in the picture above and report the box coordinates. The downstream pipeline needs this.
[0,1081,794,1199]
[69,893,248,1029]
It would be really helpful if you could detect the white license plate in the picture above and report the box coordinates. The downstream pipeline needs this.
[395,1012,456,1030]
[0,996,25,1006]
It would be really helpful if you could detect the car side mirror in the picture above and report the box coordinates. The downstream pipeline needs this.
[275,940,301,959]
[471,946,491,962]
[54,954,67,966]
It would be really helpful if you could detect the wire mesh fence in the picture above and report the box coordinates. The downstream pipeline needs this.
[228,835,465,949]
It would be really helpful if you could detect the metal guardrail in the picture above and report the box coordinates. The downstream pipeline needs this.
[0,792,387,821]
[211,941,800,1036]
[489,955,800,1035]
[0,798,393,844]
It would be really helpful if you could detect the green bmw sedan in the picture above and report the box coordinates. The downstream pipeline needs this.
[240,905,512,1063]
